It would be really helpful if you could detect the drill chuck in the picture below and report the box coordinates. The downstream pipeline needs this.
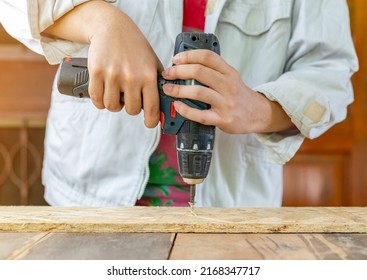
[176,121,215,184]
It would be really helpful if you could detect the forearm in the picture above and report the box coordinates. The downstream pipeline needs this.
[44,0,163,126]
[42,1,125,43]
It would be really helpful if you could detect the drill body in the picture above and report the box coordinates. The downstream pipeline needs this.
[57,32,220,184]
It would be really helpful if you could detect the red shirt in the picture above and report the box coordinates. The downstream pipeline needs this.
[183,0,207,32]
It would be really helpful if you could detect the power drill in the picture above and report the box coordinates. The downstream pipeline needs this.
[57,32,220,207]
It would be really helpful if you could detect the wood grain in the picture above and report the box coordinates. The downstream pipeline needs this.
[170,233,367,260]
[0,233,47,259]
[0,207,366,233]
[11,233,174,260]
[3,232,366,260]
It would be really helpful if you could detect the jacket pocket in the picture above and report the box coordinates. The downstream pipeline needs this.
[219,0,292,36]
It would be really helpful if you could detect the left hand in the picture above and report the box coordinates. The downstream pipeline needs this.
[161,49,278,134]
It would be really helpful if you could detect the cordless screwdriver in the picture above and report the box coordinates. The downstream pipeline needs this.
[57,32,220,207]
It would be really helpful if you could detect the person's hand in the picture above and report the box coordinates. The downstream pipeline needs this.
[43,1,163,128]
[87,5,163,128]
[161,49,295,134]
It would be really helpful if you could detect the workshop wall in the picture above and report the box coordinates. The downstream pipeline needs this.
[0,25,57,205]
[283,0,367,206]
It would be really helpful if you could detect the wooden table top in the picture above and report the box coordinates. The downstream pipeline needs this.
[0,206,366,260]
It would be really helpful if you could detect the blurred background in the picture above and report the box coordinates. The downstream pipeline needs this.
[0,0,366,206]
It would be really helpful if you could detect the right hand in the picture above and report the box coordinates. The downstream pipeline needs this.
[44,1,163,128]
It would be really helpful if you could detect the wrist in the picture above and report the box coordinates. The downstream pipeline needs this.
[251,91,296,134]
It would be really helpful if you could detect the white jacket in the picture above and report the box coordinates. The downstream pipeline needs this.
[0,0,358,207]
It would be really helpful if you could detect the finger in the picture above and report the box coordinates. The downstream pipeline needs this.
[172,49,233,75]
[88,74,105,109]
[123,85,142,116]
[103,80,124,112]
[163,83,222,108]
[119,67,141,115]
[142,83,160,128]
[162,64,228,94]
[173,101,220,126]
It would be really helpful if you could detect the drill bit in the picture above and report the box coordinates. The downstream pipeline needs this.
[190,184,196,205]
[189,184,197,216]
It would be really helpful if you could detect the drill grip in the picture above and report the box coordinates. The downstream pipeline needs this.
[57,57,90,99]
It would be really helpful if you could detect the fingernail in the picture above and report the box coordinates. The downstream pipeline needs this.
[162,68,170,76]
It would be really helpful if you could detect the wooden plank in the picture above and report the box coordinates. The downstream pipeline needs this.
[321,234,367,259]
[170,233,367,260]
[0,233,47,259]
[12,233,174,260]
[0,207,366,233]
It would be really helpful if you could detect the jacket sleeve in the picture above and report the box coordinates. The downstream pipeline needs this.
[253,0,358,164]
[0,0,116,64]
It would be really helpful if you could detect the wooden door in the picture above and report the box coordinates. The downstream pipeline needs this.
[283,0,367,206]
